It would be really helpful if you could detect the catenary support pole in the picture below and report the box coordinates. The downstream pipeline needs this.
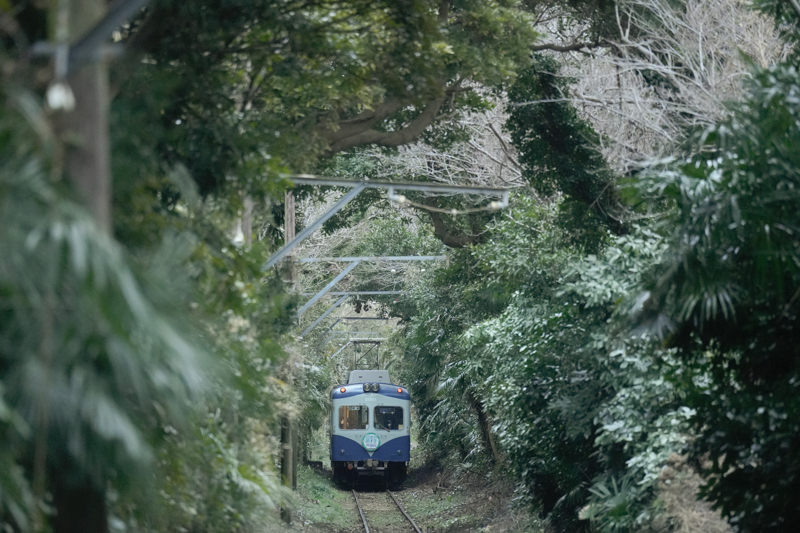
[291,420,297,490]
[285,191,297,288]
[280,416,293,523]
[280,192,297,524]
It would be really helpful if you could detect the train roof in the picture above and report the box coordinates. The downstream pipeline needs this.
[348,369,391,384]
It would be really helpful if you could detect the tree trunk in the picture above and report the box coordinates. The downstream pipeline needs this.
[51,476,108,533]
[292,424,298,490]
[425,203,485,248]
[466,389,502,465]
[241,196,254,245]
[60,63,111,233]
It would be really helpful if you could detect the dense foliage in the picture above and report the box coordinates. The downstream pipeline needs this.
[383,196,692,531]
[1,0,543,530]
[0,88,209,530]
[638,62,800,532]
[113,0,538,200]
[506,56,626,243]
[3,0,800,531]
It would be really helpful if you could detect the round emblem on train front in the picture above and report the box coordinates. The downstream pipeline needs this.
[362,433,380,451]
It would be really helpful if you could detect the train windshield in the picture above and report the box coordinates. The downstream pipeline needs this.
[338,405,369,430]
[374,406,404,430]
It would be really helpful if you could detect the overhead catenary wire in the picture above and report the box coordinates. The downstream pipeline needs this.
[389,196,505,216]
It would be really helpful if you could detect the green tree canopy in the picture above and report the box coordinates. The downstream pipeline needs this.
[634,57,800,530]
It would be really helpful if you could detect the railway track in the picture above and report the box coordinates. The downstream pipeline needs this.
[352,489,425,533]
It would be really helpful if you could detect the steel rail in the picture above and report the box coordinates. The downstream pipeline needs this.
[352,489,424,533]
[352,490,370,533]
[387,490,425,533]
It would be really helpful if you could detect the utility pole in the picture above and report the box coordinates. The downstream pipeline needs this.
[55,0,112,234]
[280,191,297,523]
[286,190,298,490]
[49,0,113,531]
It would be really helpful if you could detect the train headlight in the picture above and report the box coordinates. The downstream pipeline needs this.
[363,383,371,392]
[371,383,380,392]
[340,387,346,393]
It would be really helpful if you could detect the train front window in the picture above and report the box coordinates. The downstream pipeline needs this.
[374,406,404,430]
[338,405,368,430]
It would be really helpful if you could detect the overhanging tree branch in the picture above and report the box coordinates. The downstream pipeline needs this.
[326,94,449,154]
[530,40,610,53]
[322,99,406,147]
[324,78,464,155]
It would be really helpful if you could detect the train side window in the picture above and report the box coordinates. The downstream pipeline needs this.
[374,406,404,430]
[338,406,368,430]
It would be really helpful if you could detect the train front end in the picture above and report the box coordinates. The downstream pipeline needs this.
[330,370,410,486]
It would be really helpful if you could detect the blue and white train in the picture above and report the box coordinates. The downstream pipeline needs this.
[330,369,410,486]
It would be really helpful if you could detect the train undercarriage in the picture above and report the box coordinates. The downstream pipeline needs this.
[332,460,408,487]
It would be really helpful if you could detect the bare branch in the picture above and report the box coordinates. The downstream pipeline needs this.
[487,123,522,171]
[371,94,526,192]
[547,0,789,174]
[439,0,450,21]
[531,40,610,53]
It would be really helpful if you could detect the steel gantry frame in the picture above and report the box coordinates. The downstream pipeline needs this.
[312,317,390,349]
[298,255,446,263]
[262,176,508,271]
[330,339,388,359]
[351,341,382,370]
[298,293,401,338]
[274,176,510,339]
[295,260,362,318]
[327,339,386,371]
[316,328,387,350]
[300,291,406,296]
[296,255,445,325]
